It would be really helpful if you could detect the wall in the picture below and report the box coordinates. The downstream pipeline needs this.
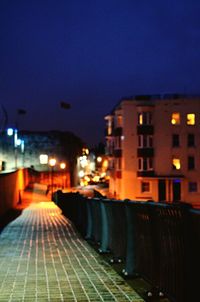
[0,168,30,216]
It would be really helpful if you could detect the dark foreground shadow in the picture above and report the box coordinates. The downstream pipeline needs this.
[0,209,23,234]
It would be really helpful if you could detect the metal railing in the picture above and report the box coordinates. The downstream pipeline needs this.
[53,191,200,302]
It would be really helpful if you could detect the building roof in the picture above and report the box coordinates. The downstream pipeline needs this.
[106,93,200,116]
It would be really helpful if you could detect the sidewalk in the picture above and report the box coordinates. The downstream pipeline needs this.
[0,185,144,301]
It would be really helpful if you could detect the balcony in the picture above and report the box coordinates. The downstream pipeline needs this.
[114,149,122,157]
[137,125,154,135]
[137,148,154,157]
[104,128,114,137]
[114,127,123,136]
[137,170,155,177]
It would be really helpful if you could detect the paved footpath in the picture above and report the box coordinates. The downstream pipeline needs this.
[0,186,144,302]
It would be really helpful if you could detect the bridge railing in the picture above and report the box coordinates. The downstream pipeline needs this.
[53,191,200,302]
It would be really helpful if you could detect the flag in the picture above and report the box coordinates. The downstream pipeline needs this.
[18,109,26,115]
[60,101,71,109]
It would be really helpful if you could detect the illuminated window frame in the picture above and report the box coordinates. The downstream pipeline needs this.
[138,135,153,148]
[172,158,181,170]
[171,113,180,125]
[107,119,112,135]
[138,112,152,125]
[138,158,153,171]
[116,114,123,127]
[187,113,195,125]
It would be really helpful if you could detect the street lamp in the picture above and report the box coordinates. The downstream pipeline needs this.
[60,162,66,189]
[49,158,56,200]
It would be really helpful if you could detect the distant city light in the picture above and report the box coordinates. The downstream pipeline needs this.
[7,128,14,136]
[60,162,66,169]
[39,154,48,164]
[97,156,102,163]
[49,158,56,167]
[16,138,21,146]
[80,155,88,168]
[78,170,85,178]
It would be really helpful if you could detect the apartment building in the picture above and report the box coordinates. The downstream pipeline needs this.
[105,94,200,207]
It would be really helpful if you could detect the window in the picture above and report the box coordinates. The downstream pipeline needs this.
[107,119,112,135]
[115,136,121,149]
[188,182,198,192]
[138,112,152,125]
[188,134,195,147]
[138,158,153,171]
[171,113,180,125]
[138,135,153,148]
[172,158,181,170]
[187,113,195,125]
[116,158,122,170]
[141,181,150,193]
[188,156,195,170]
[172,134,180,147]
[116,115,123,127]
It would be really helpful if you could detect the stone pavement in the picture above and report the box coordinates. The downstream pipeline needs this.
[0,185,144,302]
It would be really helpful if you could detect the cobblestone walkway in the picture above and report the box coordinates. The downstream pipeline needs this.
[0,193,143,301]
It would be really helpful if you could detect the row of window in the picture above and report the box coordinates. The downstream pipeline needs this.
[171,113,195,125]
[137,134,196,148]
[138,112,196,125]
[172,134,195,147]
[172,156,196,170]
[110,157,196,171]
[138,156,196,171]
[141,181,198,193]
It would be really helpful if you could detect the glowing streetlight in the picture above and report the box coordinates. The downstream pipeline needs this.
[60,162,66,170]
[7,128,14,136]
[60,162,66,189]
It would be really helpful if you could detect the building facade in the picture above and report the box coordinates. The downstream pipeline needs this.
[105,94,200,207]
[0,130,84,187]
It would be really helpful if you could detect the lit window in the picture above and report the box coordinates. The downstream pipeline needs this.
[187,113,195,125]
[116,115,123,127]
[171,113,180,125]
[172,158,181,170]
[141,181,150,193]
[188,182,198,192]
[138,112,152,125]
[138,113,143,125]
[107,119,112,135]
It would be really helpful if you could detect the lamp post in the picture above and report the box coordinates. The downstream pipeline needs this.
[49,158,56,200]
[60,162,66,189]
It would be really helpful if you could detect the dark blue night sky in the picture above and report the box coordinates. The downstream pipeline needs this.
[0,0,200,146]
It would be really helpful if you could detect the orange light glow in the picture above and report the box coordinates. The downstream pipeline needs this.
[187,113,195,125]
[49,158,56,167]
[173,158,181,170]
[60,162,66,169]
[171,113,180,125]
